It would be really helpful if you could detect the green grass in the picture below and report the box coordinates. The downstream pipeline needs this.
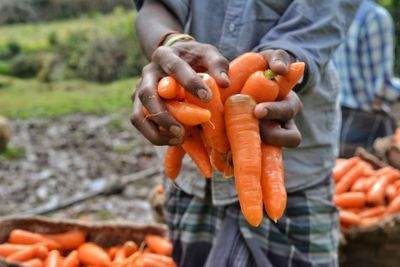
[0,145,26,160]
[0,75,136,119]
[0,9,135,52]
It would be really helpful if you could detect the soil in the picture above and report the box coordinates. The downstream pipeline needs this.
[0,112,162,224]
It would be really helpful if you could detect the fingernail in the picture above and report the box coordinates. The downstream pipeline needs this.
[197,89,209,100]
[273,59,287,68]
[169,125,182,137]
[169,138,180,146]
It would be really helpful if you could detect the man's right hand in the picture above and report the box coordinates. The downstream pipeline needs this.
[130,40,230,146]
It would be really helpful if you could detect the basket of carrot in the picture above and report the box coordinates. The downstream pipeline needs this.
[148,52,305,227]
[334,157,400,267]
[0,216,176,267]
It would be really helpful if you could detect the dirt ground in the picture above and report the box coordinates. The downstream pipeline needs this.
[0,112,162,224]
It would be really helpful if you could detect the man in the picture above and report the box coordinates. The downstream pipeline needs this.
[333,0,400,158]
[131,1,360,266]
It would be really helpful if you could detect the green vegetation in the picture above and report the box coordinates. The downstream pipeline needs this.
[0,145,26,160]
[0,75,136,119]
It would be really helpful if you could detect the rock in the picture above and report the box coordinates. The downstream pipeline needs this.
[0,116,11,151]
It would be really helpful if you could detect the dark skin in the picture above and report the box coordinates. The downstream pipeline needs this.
[132,0,302,147]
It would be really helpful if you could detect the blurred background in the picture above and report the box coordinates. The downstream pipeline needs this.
[0,0,399,223]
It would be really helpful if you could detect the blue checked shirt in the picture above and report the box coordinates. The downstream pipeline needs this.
[134,0,361,204]
[333,0,400,111]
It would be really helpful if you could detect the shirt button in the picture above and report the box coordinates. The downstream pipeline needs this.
[229,23,235,32]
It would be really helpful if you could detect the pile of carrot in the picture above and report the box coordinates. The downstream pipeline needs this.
[333,157,400,229]
[147,52,305,227]
[0,229,176,267]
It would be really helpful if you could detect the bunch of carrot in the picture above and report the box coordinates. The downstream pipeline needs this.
[0,229,176,267]
[148,52,305,227]
[333,157,400,229]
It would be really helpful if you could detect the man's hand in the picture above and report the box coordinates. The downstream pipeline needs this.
[256,49,303,148]
[131,40,230,146]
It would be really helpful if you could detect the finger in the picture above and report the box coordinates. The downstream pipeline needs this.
[261,49,295,75]
[138,64,185,139]
[152,46,211,101]
[260,120,301,148]
[203,45,230,88]
[131,91,181,146]
[254,91,302,121]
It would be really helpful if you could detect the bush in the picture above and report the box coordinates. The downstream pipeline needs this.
[77,37,127,83]
[0,61,11,76]
[10,53,44,78]
[0,0,37,24]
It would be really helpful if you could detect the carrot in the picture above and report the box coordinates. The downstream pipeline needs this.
[181,127,212,178]
[339,210,360,225]
[43,230,86,250]
[350,177,367,192]
[222,152,234,179]
[114,251,142,267]
[186,73,229,155]
[165,101,211,126]
[334,192,366,209]
[225,94,263,227]
[107,246,119,260]
[210,148,225,172]
[21,258,44,267]
[359,206,386,219]
[335,161,366,194]
[367,173,397,205]
[122,241,138,257]
[77,242,111,267]
[386,195,400,215]
[333,157,360,183]
[261,143,286,223]
[44,250,62,267]
[9,230,48,245]
[220,53,267,103]
[136,253,177,267]
[358,216,382,227]
[144,235,173,256]
[0,243,29,257]
[164,146,186,179]
[364,176,379,192]
[157,76,185,100]
[241,70,279,103]
[112,247,127,264]
[386,184,398,202]
[61,251,79,267]
[7,244,48,263]
[275,62,306,100]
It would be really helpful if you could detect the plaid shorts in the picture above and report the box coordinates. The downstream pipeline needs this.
[165,176,339,267]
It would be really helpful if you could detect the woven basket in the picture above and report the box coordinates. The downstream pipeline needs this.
[339,213,400,267]
[0,216,168,266]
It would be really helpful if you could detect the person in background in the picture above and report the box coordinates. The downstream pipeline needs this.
[131,1,360,266]
[333,0,400,158]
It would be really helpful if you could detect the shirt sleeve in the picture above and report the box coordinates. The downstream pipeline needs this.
[253,0,361,91]
[362,7,400,104]
[133,0,189,27]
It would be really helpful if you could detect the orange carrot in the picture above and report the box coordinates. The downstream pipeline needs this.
[223,159,234,179]
[334,192,366,209]
[164,146,186,179]
[165,101,211,126]
[335,162,366,194]
[364,176,379,192]
[9,230,48,245]
[386,195,400,215]
[339,210,361,225]
[367,173,397,205]
[112,247,127,264]
[0,243,29,257]
[144,235,173,256]
[77,242,111,267]
[241,70,279,103]
[359,206,386,219]
[186,73,229,155]
[351,177,367,192]
[21,258,44,267]
[181,127,212,178]
[220,53,267,103]
[386,184,398,202]
[225,94,263,227]
[7,244,47,263]
[333,157,360,183]
[122,241,138,257]
[210,148,225,172]
[157,76,185,100]
[136,253,177,267]
[275,62,306,100]
[44,250,61,267]
[43,230,86,250]
[261,143,286,223]
[358,216,382,227]
[61,251,79,267]
[107,246,119,260]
